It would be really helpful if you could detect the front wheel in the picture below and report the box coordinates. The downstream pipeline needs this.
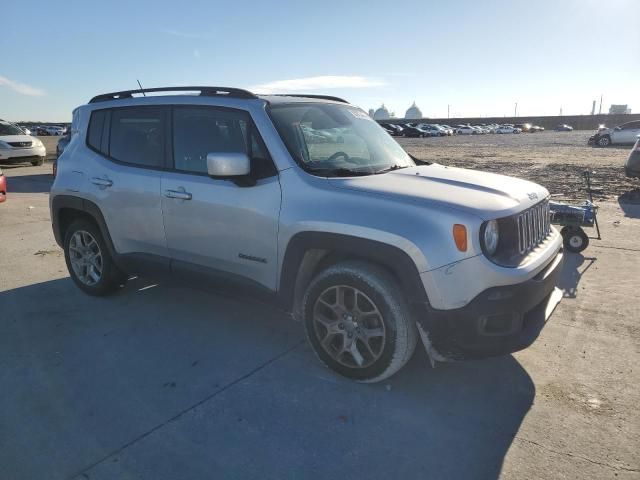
[31,157,44,166]
[597,135,611,147]
[302,261,417,383]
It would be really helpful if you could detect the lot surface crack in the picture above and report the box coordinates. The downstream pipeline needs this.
[67,339,305,480]
[515,436,639,473]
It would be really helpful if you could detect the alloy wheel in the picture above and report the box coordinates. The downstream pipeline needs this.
[69,230,103,286]
[312,285,386,368]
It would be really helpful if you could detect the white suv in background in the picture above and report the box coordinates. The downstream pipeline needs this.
[0,119,46,166]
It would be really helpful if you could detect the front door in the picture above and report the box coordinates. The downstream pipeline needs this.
[161,106,281,291]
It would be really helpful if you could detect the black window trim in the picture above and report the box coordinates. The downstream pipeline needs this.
[85,104,277,179]
[168,104,277,179]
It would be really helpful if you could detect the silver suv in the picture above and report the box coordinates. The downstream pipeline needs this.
[50,86,564,382]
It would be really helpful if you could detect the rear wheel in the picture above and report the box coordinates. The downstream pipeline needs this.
[302,261,417,383]
[64,219,125,295]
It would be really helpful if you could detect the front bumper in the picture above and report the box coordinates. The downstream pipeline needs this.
[416,249,564,361]
[0,146,46,162]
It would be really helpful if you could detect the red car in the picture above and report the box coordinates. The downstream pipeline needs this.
[0,167,6,202]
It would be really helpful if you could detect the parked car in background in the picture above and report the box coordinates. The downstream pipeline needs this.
[18,125,32,135]
[624,136,640,178]
[514,123,532,133]
[42,125,66,136]
[0,119,46,166]
[0,167,6,202]
[495,125,522,134]
[592,121,640,147]
[529,125,544,133]
[416,124,445,137]
[554,124,573,131]
[456,125,476,135]
[402,125,429,137]
[439,125,454,135]
[57,132,71,157]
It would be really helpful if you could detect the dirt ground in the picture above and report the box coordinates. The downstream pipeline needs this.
[399,131,640,204]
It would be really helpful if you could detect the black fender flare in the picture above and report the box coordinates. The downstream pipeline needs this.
[51,195,119,264]
[278,231,429,315]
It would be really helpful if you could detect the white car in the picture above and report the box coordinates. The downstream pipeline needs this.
[495,126,522,134]
[456,126,476,135]
[0,119,46,166]
[42,125,66,136]
[594,121,640,147]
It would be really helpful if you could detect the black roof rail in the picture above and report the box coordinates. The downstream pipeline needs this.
[89,86,258,104]
[269,94,349,104]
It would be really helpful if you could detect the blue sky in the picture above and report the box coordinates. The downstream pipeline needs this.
[2,0,638,121]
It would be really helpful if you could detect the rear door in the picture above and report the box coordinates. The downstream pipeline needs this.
[161,105,281,291]
[85,106,169,261]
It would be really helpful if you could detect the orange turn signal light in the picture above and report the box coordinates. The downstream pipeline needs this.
[453,224,467,252]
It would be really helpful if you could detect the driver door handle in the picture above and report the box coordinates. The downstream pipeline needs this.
[164,189,192,200]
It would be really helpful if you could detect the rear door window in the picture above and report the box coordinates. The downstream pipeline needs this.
[109,107,166,168]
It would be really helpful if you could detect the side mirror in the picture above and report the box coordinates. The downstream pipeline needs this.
[206,152,250,177]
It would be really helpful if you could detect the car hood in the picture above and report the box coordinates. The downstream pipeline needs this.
[327,164,549,220]
[0,134,37,143]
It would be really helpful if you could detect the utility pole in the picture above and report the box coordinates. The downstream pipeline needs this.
[598,94,603,115]
[447,104,450,119]
[514,102,518,117]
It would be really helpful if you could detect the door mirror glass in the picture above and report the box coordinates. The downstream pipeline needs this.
[206,152,250,177]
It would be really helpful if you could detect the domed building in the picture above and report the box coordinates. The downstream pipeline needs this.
[373,104,390,120]
[405,101,423,119]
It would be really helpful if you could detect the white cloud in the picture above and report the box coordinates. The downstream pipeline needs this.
[161,29,213,40]
[250,75,385,94]
[0,75,45,96]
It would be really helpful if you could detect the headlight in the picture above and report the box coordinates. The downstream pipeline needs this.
[482,220,500,255]
[32,138,43,147]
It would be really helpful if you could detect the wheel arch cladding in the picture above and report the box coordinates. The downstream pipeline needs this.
[51,195,117,260]
[279,232,429,315]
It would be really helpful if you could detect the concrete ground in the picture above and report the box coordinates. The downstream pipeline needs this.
[1,160,639,479]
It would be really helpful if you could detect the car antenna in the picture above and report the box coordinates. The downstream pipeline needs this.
[137,79,146,96]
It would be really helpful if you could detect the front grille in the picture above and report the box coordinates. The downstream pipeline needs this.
[8,141,32,148]
[516,199,551,254]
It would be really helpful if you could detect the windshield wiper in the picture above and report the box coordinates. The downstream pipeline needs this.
[306,167,372,177]
[374,165,409,174]
[408,153,432,166]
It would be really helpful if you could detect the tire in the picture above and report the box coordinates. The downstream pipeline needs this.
[302,261,418,383]
[597,135,611,147]
[63,219,125,296]
[562,226,589,253]
[31,157,44,166]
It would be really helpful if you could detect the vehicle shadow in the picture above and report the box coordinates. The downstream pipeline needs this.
[0,276,534,480]
[618,190,640,218]
[557,252,596,299]
[2,173,53,193]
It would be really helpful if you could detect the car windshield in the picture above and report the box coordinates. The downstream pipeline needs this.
[269,103,414,176]
[0,121,25,136]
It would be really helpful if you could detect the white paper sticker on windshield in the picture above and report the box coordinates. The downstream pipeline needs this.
[348,109,374,120]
